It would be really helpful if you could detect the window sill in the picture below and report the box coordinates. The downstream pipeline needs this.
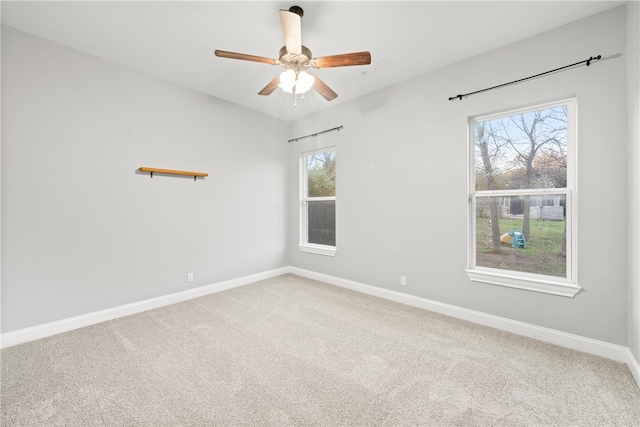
[299,244,337,257]
[465,268,581,297]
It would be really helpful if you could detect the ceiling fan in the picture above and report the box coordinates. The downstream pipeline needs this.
[214,5,371,103]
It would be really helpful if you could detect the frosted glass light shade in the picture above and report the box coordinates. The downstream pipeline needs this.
[278,70,314,94]
[296,71,314,94]
[278,70,296,93]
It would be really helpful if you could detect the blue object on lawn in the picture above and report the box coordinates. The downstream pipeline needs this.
[508,230,526,248]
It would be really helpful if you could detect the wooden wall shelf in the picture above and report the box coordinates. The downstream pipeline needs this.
[139,167,208,181]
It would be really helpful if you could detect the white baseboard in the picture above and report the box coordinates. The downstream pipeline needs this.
[0,267,289,349]
[289,267,634,370]
[627,348,640,387]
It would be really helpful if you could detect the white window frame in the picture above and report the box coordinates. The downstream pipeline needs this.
[466,98,581,297]
[299,147,337,256]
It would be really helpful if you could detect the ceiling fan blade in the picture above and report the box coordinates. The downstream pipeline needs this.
[258,75,281,96]
[279,9,302,55]
[310,74,338,101]
[214,50,278,65]
[313,51,371,68]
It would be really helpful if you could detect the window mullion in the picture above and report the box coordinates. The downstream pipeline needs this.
[476,188,569,197]
[305,196,336,202]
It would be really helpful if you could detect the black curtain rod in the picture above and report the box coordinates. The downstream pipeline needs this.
[448,55,602,101]
[288,126,343,143]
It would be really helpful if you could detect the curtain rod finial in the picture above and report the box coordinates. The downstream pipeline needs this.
[586,55,602,66]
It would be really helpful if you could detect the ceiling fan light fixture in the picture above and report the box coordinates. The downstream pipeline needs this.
[278,69,296,93]
[278,69,314,95]
[296,71,314,94]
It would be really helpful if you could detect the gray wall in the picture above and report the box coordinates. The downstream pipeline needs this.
[289,7,630,345]
[628,1,640,363]
[1,26,289,333]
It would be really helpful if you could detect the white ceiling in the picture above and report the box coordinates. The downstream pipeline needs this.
[1,1,624,121]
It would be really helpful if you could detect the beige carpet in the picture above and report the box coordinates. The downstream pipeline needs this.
[2,274,639,426]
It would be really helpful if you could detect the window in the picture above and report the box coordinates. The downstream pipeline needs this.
[467,99,580,297]
[300,148,336,256]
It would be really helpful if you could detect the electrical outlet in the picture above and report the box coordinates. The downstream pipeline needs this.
[187,273,194,282]
[400,276,406,286]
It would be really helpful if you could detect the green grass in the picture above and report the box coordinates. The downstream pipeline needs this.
[476,217,566,277]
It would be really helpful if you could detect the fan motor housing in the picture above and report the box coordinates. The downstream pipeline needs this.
[279,45,312,72]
